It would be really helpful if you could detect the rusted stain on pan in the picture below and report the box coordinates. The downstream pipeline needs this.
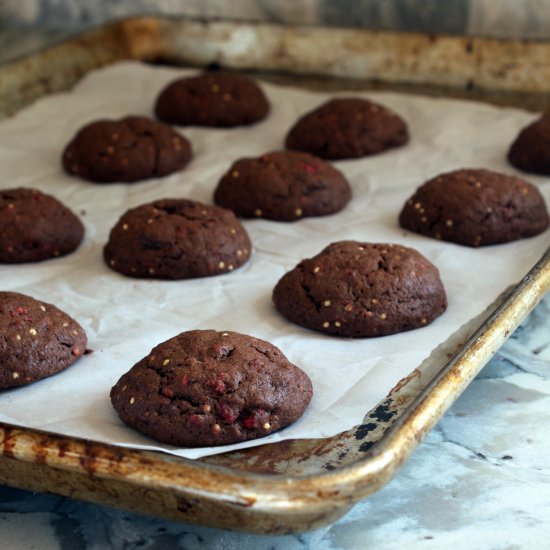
[153,18,550,93]
[2,17,550,120]
[0,20,154,118]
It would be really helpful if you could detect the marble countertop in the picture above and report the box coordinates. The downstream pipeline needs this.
[1,27,549,550]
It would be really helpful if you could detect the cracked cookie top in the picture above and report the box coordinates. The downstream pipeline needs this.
[154,72,270,128]
[110,329,313,447]
[62,116,192,183]
[399,168,549,247]
[0,187,84,263]
[103,198,252,279]
[273,241,447,338]
[285,97,409,160]
[0,291,87,389]
[213,150,352,221]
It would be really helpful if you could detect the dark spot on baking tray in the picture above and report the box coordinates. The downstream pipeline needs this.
[369,402,396,423]
[78,443,128,478]
[177,496,200,513]
[79,444,99,478]
[0,427,16,458]
[58,440,69,458]
[359,441,375,453]
[34,436,51,464]
[355,422,378,440]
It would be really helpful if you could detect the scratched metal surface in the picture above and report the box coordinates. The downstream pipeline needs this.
[1,17,550,119]
[0,17,548,534]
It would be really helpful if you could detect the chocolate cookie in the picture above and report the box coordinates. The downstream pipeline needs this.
[273,241,447,338]
[104,198,252,279]
[508,114,550,175]
[214,151,352,221]
[62,116,192,183]
[154,73,270,128]
[0,291,87,389]
[0,187,84,263]
[399,169,549,247]
[110,330,313,447]
[285,98,409,160]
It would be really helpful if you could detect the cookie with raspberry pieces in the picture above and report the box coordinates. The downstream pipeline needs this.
[0,188,83,263]
[399,169,549,247]
[285,97,408,160]
[273,241,447,338]
[155,72,269,128]
[0,291,87,388]
[214,150,351,221]
[508,114,550,175]
[104,198,251,279]
[110,330,312,447]
[62,116,192,183]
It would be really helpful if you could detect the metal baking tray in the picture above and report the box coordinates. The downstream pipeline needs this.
[0,17,549,534]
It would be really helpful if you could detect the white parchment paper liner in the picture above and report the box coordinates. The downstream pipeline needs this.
[0,62,548,459]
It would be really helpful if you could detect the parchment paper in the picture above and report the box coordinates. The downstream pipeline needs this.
[0,62,548,459]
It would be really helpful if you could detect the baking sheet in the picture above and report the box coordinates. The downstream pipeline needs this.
[0,61,548,460]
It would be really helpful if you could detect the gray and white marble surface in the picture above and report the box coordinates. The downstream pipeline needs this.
[0,25,549,550]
